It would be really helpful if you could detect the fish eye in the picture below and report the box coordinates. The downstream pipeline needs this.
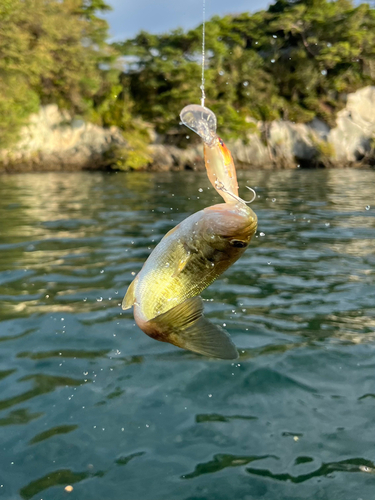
[230,239,247,248]
[218,137,224,146]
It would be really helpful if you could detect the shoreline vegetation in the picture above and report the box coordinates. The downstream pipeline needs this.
[2,0,375,172]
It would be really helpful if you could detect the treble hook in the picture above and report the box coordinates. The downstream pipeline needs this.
[215,181,256,205]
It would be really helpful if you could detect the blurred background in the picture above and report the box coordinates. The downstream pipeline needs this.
[2,0,375,170]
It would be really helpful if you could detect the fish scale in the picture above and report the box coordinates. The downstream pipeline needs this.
[137,213,226,319]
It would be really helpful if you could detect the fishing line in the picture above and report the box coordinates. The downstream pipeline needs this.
[200,0,206,107]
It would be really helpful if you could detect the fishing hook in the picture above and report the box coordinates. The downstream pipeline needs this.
[215,181,257,205]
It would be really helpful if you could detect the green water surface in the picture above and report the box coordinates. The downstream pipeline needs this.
[0,169,374,500]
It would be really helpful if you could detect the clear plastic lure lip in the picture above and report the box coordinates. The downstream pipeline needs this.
[180,104,217,147]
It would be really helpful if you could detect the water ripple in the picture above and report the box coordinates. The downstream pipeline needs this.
[0,170,374,500]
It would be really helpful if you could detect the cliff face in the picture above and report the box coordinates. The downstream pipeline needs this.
[0,105,125,171]
[329,86,375,163]
[1,87,375,172]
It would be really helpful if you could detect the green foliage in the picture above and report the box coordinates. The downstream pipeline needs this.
[114,29,203,133]
[89,80,152,170]
[0,0,117,147]
[310,134,336,166]
[107,129,152,171]
[115,0,375,136]
[0,76,40,148]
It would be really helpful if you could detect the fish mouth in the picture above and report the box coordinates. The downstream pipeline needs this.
[203,203,257,240]
[241,215,258,240]
[224,216,257,244]
[248,217,258,232]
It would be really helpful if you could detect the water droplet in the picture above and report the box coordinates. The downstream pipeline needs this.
[325,222,330,227]
[321,69,327,76]
[259,232,265,237]
[219,70,224,76]
[365,205,370,210]
[208,394,212,398]
[272,198,276,202]
[273,35,277,38]
[223,323,226,327]
[271,59,275,63]
[243,81,249,87]
[198,188,203,192]
[186,135,190,139]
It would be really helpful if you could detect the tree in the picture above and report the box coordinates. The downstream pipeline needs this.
[0,0,117,147]
[115,0,375,137]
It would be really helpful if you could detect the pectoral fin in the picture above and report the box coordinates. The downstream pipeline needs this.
[122,275,139,310]
[150,296,238,360]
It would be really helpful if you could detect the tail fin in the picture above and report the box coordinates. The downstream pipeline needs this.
[149,296,238,360]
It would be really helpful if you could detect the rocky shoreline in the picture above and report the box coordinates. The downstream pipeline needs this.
[1,87,375,173]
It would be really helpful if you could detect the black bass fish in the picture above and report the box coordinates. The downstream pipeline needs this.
[123,105,257,359]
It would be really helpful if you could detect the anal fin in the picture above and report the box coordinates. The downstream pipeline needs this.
[122,275,139,310]
[149,296,238,360]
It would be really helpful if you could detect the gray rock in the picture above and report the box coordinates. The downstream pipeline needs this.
[0,104,126,169]
[2,86,375,170]
[328,86,375,162]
